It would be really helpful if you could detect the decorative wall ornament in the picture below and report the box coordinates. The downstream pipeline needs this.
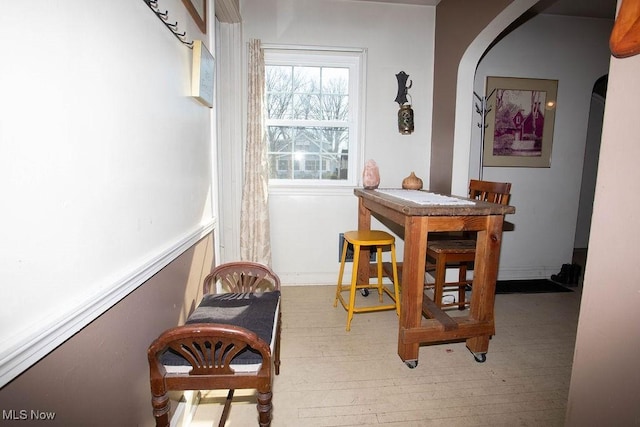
[395,71,414,135]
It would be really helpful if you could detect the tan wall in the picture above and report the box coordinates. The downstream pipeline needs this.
[0,234,215,427]
[566,50,640,425]
[430,0,513,193]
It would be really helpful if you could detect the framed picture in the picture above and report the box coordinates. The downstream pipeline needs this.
[483,76,558,167]
[182,0,207,34]
[191,40,214,108]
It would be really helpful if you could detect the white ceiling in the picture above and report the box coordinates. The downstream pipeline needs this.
[349,0,616,20]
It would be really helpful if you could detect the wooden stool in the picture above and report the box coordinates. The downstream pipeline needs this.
[334,230,400,331]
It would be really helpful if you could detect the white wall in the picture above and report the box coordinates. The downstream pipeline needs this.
[240,0,435,283]
[0,0,216,386]
[471,15,613,279]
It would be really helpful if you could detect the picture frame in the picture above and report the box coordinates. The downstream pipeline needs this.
[191,40,214,108]
[182,0,207,34]
[483,76,558,168]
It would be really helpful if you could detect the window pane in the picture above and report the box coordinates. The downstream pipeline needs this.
[269,153,293,179]
[266,66,293,120]
[322,68,348,94]
[294,154,320,179]
[322,94,348,120]
[320,127,349,155]
[267,126,293,152]
[294,67,320,93]
[293,94,321,120]
[322,151,348,179]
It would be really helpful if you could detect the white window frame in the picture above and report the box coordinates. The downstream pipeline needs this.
[263,46,366,190]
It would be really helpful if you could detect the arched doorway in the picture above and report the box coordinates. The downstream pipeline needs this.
[572,74,607,283]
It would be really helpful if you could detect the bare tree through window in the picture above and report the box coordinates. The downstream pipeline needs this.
[266,62,351,181]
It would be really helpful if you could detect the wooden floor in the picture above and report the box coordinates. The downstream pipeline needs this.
[185,284,581,426]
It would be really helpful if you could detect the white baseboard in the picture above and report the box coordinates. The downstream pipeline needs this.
[277,266,557,286]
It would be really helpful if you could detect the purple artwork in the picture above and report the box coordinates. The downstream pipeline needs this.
[493,89,547,157]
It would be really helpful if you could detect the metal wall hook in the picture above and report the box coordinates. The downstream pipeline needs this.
[143,0,193,49]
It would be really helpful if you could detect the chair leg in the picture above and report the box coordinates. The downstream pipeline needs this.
[256,389,273,427]
[433,255,447,307]
[458,264,468,310]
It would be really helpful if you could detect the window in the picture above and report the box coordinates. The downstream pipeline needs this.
[264,48,364,186]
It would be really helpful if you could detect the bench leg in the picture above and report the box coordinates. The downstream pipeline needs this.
[257,389,273,427]
[151,392,170,427]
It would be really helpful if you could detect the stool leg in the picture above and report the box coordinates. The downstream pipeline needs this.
[346,243,360,331]
[334,239,350,307]
[376,246,384,302]
[390,243,401,316]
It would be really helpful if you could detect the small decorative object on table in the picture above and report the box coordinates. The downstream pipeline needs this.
[402,171,423,190]
[362,159,380,189]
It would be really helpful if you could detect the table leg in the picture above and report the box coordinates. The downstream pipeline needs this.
[466,214,504,357]
[398,216,429,366]
[356,198,372,285]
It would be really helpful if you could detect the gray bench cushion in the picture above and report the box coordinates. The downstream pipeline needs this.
[162,291,280,367]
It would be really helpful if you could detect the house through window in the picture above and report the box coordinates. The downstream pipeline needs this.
[264,48,365,187]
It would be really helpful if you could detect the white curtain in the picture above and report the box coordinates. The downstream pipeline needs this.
[240,39,272,266]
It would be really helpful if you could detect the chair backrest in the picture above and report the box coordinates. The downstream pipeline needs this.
[468,180,511,205]
[203,261,281,294]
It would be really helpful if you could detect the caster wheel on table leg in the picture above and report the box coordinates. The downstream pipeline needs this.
[361,289,369,297]
[473,353,486,363]
[405,360,418,369]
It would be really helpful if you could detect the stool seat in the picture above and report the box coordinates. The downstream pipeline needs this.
[343,230,396,246]
[334,229,401,331]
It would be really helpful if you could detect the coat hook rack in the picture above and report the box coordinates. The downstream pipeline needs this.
[143,0,193,48]
[474,88,496,180]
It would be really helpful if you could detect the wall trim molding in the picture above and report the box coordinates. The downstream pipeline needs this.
[0,220,216,388]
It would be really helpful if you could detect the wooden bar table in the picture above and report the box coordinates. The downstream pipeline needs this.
[354,188,515,368]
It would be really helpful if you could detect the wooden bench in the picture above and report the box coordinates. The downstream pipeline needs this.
[147,262,282,427]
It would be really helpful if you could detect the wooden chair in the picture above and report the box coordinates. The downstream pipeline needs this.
[425,180,511,309]
[147,261,282,427]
